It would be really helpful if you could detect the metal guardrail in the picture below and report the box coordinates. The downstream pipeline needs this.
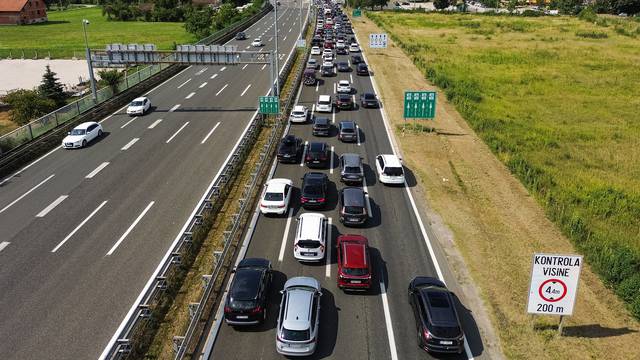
[0,3,273,156]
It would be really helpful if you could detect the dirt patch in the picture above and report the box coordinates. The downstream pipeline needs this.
[0,110,18,136]
[352,13,640,360]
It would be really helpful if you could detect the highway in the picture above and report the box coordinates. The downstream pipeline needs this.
[0,2,306,359]
[207,3,485,360]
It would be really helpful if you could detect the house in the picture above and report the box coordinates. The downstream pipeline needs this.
[0,0,47,25]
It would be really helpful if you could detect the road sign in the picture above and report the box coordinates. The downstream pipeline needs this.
[259,96,279,115]
[403,91,436,119]
[369,33,388,49]
[352,8,361,17]
[296,39,306,48]
[527,253,583,316]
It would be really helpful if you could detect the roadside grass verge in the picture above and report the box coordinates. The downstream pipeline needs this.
[366,10,640,320]
[0,7,193,59]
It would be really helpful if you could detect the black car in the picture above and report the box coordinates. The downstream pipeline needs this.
[339,187,368,226]
[356,63,369,76]
[312,117,332,136]
[351,55,363,65]
[337,61,351,72]
[408,277,465,354]
[224,258,272,325]
[304,141,330,168]
[300,172,329,209]
[336,47,348,55]
[312,35,323,46]
[335,94,354,110]
[360,92,379,108]
[338,121,358,142]
[277,135,303,163]
[321,63,335,77]
[235,31,247,40]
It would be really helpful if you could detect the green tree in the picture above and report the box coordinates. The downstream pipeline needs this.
[613,0,640,14]
[507,0,518,12]
[184,6,214,39]
[97,69,125,94]
[212,3,239,30]
[434,0,451,9]
[556,0,584,14]
[3,90,56,125]
[38,65,67,108]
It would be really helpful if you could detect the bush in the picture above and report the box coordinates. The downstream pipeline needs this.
[575,30,609,38]
[3,89,56,125]
[616,273,640,303]
[578,7,598,22]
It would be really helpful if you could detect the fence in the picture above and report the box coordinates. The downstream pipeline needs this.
[99,5,310,360]
[0,3,272,156]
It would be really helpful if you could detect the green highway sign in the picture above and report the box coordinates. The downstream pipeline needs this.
[403,91,436,119]
[259,96,279,114]
[352,8,361,17]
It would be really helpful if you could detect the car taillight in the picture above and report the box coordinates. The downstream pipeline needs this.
[317,198,325,203]
[224,306,231,313]
[306,155,312,161]
[320,245,325,252]
[249,306,262,314]
[300,197,308,203]
[423,328,432,340]
[320,154,327,160]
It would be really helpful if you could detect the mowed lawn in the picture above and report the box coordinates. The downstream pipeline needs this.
[367,11,640,315]
[0,7,195,58]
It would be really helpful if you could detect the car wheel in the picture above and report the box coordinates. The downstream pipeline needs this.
[98,130,103,137]
[82,140,87,148]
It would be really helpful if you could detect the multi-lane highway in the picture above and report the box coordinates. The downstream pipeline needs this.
[207,3,484,360]
[0,2,307,359]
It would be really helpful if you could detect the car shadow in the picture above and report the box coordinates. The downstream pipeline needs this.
[230,270,287,333]
[360,195,381,229]
[452,293,485,359]
[403,165,418,188]
[84,132,111,148]
[363,163,377,187]
[357,125,365,145]
[300,288,339,359]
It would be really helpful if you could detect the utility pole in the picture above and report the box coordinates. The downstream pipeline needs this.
[82,19,98,103]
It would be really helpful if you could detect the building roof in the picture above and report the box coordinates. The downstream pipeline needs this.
[0,0,29,12]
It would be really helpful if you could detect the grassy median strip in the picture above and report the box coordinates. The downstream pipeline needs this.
[352,11,640,360]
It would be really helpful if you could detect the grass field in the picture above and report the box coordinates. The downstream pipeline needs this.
[0,7,195,59]
[366,11,640,318]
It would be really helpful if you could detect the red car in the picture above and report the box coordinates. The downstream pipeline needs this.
[337,235,372,290]
[323,40,334,49]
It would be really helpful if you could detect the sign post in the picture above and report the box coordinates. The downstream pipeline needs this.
[403,90,436,133]
[527,253,583,335]
[259,96,280,115]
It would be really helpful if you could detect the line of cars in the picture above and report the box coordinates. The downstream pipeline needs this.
[222,0,466,356]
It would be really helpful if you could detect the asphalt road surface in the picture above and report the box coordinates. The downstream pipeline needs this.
[207,4,486,360]
[0,2,307,359]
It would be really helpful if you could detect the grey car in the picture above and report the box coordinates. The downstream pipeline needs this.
[276,277,322,356]
[339,187,368,226]
[312,117,332,136]
[340,153,364,184]
[338,121,358,143]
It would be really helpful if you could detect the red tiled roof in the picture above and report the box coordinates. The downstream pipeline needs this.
[0,0,29,12]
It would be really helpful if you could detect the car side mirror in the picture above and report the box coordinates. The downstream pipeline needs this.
[280,290,284,294]
[67,131,71,135]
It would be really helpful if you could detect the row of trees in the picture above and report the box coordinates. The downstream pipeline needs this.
[474,0,639,15]
[101,0,190,22]
[183,0,264,39]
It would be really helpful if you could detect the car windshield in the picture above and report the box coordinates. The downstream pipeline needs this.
[292,111,304,116]
[384,167,404,176]
[282,137,295,145]
[297,240,321,248]
[70,129,86,135]
[364,94,375,100]
[130,101,143,106]
[344,166,361,174]
[344,206,364,214]
[343,267,369,276]
[264,192,283,201]
[282,328,311,341]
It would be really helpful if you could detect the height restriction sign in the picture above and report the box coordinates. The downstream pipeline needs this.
[527,253,583,316]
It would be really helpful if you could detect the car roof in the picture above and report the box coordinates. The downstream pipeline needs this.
[283,134,297,141]
[238,257,270,269]
[379,154,402,167]
[297,213,326,240]
[339,80,349,84]
[319,95,331,101]
[342,187,365,207]
[314,117,330,124]
[304,172,326,181]
[75,122,98,129]
[282,289,313,330]
[337,94,352,100]
[340,120,355,128]
[230,267,263,300]
[308,142,326,150]
[132,97,147,102]
[292,105,306,111]
[266,178,292,192]
[341,239,368,269]
[341,153,361,166]
[420,288,459,326]
[363,92,376,98]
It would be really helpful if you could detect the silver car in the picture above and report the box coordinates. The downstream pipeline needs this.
[340,153,364,184]
[276,277,322,356]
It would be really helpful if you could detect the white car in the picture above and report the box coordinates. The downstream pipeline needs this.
[126,96,151,116]
[289,105,309,123]
[322,48,333,57]
[260,178,293,215]
[336,80,351,94]
[293,213,327,262]
[251,38,263,47]
[316,95,332,113]
[375,154,406,185]
[322,53,334,62]
[336,40,346,49]
[349,43,360,52]
[311,46,322,55]
[62,122,103,149]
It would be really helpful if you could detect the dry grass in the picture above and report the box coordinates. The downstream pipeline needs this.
[0,110,18,136]
[351,13,640,360]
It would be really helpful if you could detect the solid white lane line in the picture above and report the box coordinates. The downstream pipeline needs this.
[362,178,372,217]
[201,122,221,144]
[215,84,228,96]
[278,208,294,262]
[185,92,196,99]
[380,281,400,360]
[242,64,248,70]
[325,217,332,278]
[315,81,319,92]
[241,84,252,97]
[86,162,109,179]
[220,66,226,72]
[356,125,361,146]
[106,201,155,256]
[261,64,267,71]
[121,116,137,129]
[0,173,55,214]
[170,104,180,112]
[51,200,107,253]
[333,82,336,94]
[210,73,218,80]
[36,195,68,218]
[350,74,353,83]
[0,242,9,253]
[300,141,308,167]
[329,146,335,174]
[199,82,208,88]
[121,138,139,151]
[166,122,189,143]
[348,59,351,67]
[148,119,162,129]
[177,78,191,89]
